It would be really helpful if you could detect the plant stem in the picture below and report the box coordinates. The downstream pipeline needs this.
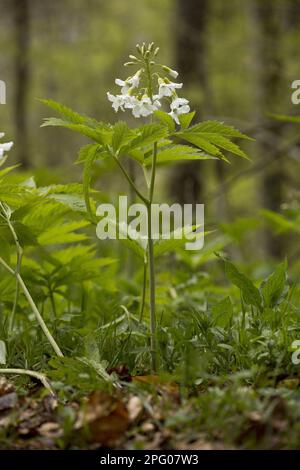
[147,141,158,372]
[0,209,23,335]
[111,153,149,205]
[0,368,54,394]
[0,256,63,357]
[139,258,147,322]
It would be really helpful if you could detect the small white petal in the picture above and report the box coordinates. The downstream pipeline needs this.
[115,78,126,87]
[169,111,180,125]
[0,142,13,151]
[169,69,179,79]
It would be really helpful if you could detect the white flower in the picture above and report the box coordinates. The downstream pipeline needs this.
[107,92,135,112]
[158,81,183,98]
[0,133,13,159]
[115,71,141,95]
[128,71,141,88]
[169,97,190,124]
[130,96,161,118]
[114,79,131,96]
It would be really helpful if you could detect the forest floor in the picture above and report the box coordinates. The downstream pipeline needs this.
[0,367,299,450]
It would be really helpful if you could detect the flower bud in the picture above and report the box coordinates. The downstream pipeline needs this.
[129,55,139,62]
[162,66,179,79]
[154,47,160,57]
[124,61,135,66]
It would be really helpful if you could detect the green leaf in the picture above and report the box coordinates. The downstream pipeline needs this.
[124,123,168,152]
[112,121,135,153]
[260,209,296,234]
[0,234,11,263]
[154,110,175,132]
[40,99,113,144]
[176,120,252,161]
[0,165,20,180]
[41,118,111,145]
[176,131,224,159]
[39,98,90,124]
[211,297,233,328]
[261,260,288,308]
[82,145,102,221]
[224,260,262,310]
[199,133,249,159]
[38,220,89,245]
[75,143,102,164]
[189,121,253,140]
[179,111,195,129]
[144,145,214,166]
[153,225,204,257]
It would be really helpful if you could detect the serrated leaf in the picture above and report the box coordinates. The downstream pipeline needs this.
[39,98,90,124]
[199,133,249,159]
[176,131,224,159]
[124,123,168,152]
[144,145,214,166]
[179,111,195,129]
[176,120,252,161]
[38,220,89,245]
[189,121,253,140]
[41,118,111,145]
[154,110,175,132]
[112,121,135,153]
[82,145,103,221]
[75,144,102,164]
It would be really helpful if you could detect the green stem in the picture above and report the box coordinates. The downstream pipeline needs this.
[145,58,154,102]
[0,256,63,357]
[2,212,23,335]
[147,141,158,372]
[111,153,149,205]
[139,258,147,322]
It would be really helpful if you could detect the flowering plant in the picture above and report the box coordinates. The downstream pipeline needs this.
[0,133,13,163]
[41,42,250,370]
[107,42,189,124]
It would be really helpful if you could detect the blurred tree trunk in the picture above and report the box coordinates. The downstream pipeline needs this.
[13,0,30,168]
[170,0,210,206]
[252,0,285,258]
[285,0,300,28]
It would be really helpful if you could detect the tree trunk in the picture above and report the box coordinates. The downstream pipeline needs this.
[252,0,285,258]
[13,0,30,168]
[170,0,210,206]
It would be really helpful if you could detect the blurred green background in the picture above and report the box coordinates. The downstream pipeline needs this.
[1,0,300,263]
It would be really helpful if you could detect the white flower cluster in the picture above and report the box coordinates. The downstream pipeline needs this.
[107,69,190,124]
[0,132,13,160]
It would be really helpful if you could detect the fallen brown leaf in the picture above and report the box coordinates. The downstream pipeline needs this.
[76,391,129,446]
